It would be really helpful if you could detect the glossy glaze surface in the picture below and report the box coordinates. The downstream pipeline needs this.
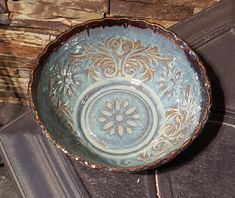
[30,18,211,171]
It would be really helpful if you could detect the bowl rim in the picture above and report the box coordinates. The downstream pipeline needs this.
[29,17,212,172]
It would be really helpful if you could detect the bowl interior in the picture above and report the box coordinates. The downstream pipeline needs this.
[32,19,210,171]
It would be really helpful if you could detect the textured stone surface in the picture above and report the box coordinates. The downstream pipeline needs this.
[7,0,107,31]
[0,1,7,14]
[109,0,219,27]
[110,0,194,20]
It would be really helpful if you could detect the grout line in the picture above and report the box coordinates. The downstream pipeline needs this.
[155,170,162,198]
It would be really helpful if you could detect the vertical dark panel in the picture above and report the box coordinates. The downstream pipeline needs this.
[0,0,9,25]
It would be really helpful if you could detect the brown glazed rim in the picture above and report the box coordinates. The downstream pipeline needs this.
[29,17,212,172]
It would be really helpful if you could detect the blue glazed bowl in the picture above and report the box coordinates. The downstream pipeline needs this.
[30,18,211,172]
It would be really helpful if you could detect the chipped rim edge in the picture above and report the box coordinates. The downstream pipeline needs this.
[29,17,212,173]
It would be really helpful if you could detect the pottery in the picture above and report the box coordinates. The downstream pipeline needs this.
[30,18,211,172]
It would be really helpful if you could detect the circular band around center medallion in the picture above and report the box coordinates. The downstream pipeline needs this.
[83,87,156,154]
[73,78,164,156]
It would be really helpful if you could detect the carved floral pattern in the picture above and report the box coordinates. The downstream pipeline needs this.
[71,36,172,82]
[47,61,81,137]
[141,84,199,160]
[98,99,141,136]
[158,60,183,97]
[47,62,81,137]
[49,63,80,98]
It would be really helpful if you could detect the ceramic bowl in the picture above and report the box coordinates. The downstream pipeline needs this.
[30,18,211,172]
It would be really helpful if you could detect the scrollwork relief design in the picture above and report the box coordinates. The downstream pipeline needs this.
[71,36,172,82]
[54,99,77,136]
[161,85,198,140]
[140,85,199,160]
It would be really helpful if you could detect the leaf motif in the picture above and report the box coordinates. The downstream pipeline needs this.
[105,101,112,109]
[132,114,141,119]
[98,117,106,123]
[117,125,124,136]
[110,127,115,135]
[115,100,121,111]
[127,120,137,127]
[103,122,113,130]
[185,84,191,100]
[126,127,133,134]
[123,100,129,108]
[125,107,136,115]
[101,110,112,117]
